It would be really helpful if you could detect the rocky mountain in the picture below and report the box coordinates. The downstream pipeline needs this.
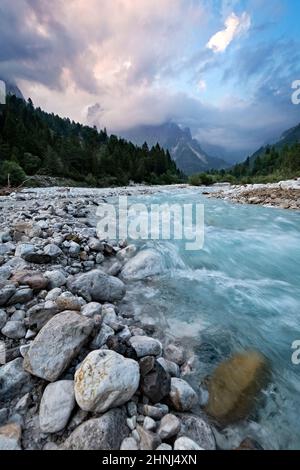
[250,122,300,162]
[0,78,24,100]
[120,122,228,175]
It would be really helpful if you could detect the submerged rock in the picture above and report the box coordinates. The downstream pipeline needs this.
[74,350,140,413]
[121,249,165,280]
[205,351,269,425]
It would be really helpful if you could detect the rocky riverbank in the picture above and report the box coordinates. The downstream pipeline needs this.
[205,179,300,210]
[0,185,265,451]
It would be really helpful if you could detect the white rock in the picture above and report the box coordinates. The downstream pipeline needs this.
[143,416,156,432]
[157,443,172,450]
[129,336,162,358]
[120,437,139,450]
[74,350,140,413]
[39,380,75,433]
[44,270,67,289]
[81,302,102,318]
[174,436,204,450]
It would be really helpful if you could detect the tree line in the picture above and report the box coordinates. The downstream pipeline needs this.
[0,95,183,187]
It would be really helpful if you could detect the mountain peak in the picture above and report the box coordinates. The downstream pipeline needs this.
[120,122,228,175]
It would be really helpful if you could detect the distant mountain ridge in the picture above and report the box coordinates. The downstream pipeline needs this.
[250,122,300,163]
[0,78,24,100]
[120,122,228,175]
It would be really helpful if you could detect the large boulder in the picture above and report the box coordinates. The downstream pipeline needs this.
[0,358,33,405]
[74,350,140,413]
[61,409,129,450]
[67,269,126,302]
[121,249,165,281]
[23,311,94,382]
[174,436,203,450]
[205,351,269,425]
[39,380,75,433]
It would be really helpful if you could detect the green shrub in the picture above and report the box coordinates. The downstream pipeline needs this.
[188,173,214,186]
[0,160,26,186]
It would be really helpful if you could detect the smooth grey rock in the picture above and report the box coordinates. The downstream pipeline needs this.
[120,437,139,450]
[44,244,62,259]
[0,309,7,329]
[137,425,161,450]
[81,302,102,318]
[121,249,165,281]
[0,284,16,307]
[74,350,140,413]
[69,241,81,256]
[44,270,67,289]
[174,436,203,450]
[39,381,75,433]
[164,344,185,366]
[27,301,59,331]
[157,443,173,450]
[169,378,198,412]
[158,414,181,440]
[0,242,15,255]
[177,414,216,450]
[157,357,180,378]
[61,409,129,450]
[0,358,33,404]
[7,287,33,306]
[23,311,94,382]
[90,323,114,349]
[15,244,35,258]
[1,320,26,339]
[0,423,22,450]
[67,269,126,302]
[129,336,162,358]
[143,416,156,432]
[143,405,165,420]
[45,288,62,302]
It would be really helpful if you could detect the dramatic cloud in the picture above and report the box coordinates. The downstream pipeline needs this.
[206,12,251,53]
[0,0,299,159]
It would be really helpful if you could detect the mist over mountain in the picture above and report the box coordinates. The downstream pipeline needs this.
[120,122,229,175]
[0,78,24,101]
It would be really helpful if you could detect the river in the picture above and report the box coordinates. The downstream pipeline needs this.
[107,186,300,450]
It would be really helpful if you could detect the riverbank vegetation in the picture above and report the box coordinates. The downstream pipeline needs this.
[0,96,183,187]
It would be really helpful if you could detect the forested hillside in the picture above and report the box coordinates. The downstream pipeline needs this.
[0,95,183,187]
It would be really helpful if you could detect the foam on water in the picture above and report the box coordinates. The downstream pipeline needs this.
[119,188,300,449]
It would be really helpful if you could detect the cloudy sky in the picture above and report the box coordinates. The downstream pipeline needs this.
[1,0,300,158]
